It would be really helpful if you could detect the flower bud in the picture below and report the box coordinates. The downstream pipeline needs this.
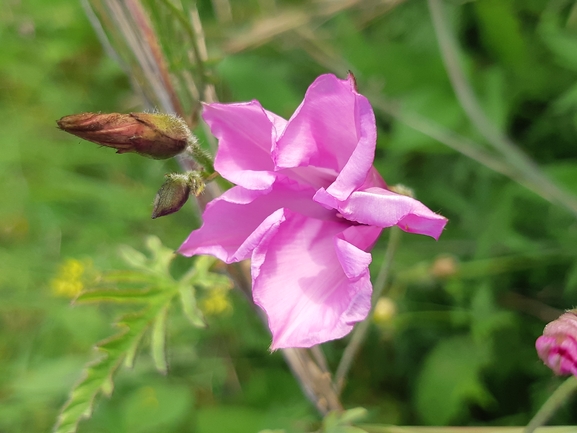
[536,311,577,376]
[151,172,205,219]
[57,112,190,160]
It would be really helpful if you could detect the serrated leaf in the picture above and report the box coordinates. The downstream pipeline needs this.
[151,305,169,374]
[104,270,160,284]
[145,235,177,275]
[123,332,144,369]
[74,288,161,304]
[178,284,205,328]
[55,240,232,432]
[53,305,166,433]
[118,244,149,270]
[118,236,177,277]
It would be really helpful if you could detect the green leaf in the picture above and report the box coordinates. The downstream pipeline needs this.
[187,256,232,291]
[178,284,205,328]
[118,244,148,270]
[118,236,177,277]
[322,408,368,433]
[338,408,368,424]
[54,238,233,432]
[74,288,161,304]
[539,6,577,72]
[415,336,493,425]
[151,305,169,374]
[53,303,168,433]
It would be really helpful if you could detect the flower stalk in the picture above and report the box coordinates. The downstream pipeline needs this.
[524,376,577,433]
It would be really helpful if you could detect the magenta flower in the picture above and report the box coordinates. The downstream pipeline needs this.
[536,311,577,376]
[179,74,447,349]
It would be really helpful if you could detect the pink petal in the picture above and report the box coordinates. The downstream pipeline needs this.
[178,186,271,262]
[203,101,286,190]
[536,334,577,375]
[315,186,447,240]
[325,85,378,201]
[273,74,375,197]
[250,210,379,349]
[543,312,577,337]
[178,180,336,262]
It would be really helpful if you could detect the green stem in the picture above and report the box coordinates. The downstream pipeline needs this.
[157,0,209,101]
[524,376,577,433]
[186,136,214,174]
[427,0,577,218]
[334,227,402,394]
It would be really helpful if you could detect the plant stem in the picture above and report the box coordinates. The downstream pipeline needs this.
[157,0,209,101]
[125,0,185,117]
[524,376,577,433]
[427,0,577,218]
[186,136,215,174]
[334,227,402,394]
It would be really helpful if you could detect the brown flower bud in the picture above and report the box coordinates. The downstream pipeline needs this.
[151,172,206,219]
[57,112,190,160]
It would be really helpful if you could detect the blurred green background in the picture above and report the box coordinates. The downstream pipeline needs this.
[2,0,577,432]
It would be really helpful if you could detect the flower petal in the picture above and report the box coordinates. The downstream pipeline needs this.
[251,210,378,349]
[273,74,375,196]
[536,334,577,376]
[315,186,448,240]
[179,180,335,262]
[203,101,286,190]
[325,85,378,200]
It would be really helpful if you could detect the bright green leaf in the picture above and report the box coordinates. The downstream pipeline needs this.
[415,336,493,425]
[151,305,169,375]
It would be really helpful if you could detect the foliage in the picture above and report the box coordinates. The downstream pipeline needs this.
[54,236,230,433]
[2,0,577,431]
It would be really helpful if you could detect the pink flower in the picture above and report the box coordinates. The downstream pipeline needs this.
[536,311,577,376]
[179,74,447,349]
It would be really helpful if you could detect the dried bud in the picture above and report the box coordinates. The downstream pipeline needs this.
[57,112,190,160]
[536,311,577,376]
[430,255,459,279]
[151,172,205,219]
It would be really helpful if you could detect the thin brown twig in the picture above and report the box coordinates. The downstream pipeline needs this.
[310,345,331,375]
[125,0,186,118]
[224,0,394,54]
[157,0,209,102]
[103,0,172,111]
[189,6,218,104]
[282,348,343,415]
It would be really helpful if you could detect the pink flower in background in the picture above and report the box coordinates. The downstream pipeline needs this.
[179,74,447,349]
[536,311,577,376]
